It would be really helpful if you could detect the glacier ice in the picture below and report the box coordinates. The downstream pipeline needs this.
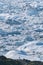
[0,0,43,61]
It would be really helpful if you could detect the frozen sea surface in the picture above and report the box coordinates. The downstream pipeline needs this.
[0,0,43,61]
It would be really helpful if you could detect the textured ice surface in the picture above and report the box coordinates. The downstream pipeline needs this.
[0,0,43,61]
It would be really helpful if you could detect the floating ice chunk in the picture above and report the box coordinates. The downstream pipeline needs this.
[30,2,38,8]
[5,50,20,59]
